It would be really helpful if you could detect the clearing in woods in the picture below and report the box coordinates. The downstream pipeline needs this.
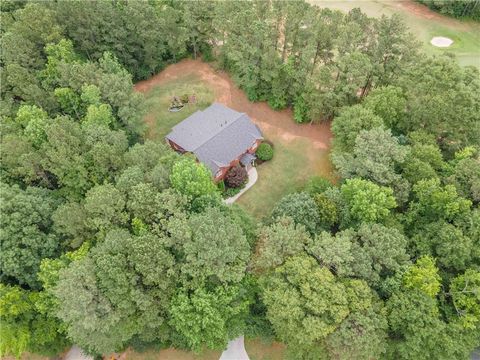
[135,59,334,218]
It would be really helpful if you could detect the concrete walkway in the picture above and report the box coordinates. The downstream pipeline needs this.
[224,168,258,205]
[219,336,249,360]
[64,346,93,360]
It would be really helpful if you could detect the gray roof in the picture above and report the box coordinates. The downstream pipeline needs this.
[166,103,263,174]
[240,153,256,166]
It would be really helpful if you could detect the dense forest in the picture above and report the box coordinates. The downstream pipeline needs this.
[1,1,479,359]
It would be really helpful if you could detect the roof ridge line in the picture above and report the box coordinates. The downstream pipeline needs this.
[191,110,246,152]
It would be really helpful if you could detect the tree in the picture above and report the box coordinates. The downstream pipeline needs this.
[52,201,89,248]
[406,178,472,227]
[255,217,310,271]
[307,224,409,287]
[332,105,384,152]
[386,289,445,360]
[306,230,356,277]
[55,229,176,355]
[363,86,406,129]
[411,221,475,272]
[351,223,410,288]
[340,178,396,224]
[170,157,217,198]
[179,207,250,285]
[15,105,49,147]
[313,193,339,230]
[403,256,441,298]
[333,128,407,184]
[446,153,480,203]
[261,255,375,350]
[0,285,69,357]
[396,55,480,151]
[83,184,128,236]
[169,284,250,351]
[0,183,59,288]
[326,305,388,360]
[271,192,320,234]
[402,143,445,184]
[332,127,408,202]
[41,116,90,198]
[449,269,480,329]
[304,176,333,195]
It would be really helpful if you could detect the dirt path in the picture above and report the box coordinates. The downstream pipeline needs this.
[135,59,332,151]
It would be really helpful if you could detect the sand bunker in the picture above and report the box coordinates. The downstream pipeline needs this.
[430,36,454,47]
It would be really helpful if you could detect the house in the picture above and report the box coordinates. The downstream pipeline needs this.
[166,103,263,181]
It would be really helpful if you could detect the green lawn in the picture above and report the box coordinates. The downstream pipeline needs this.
[143,74,215,140]
[245,338,286,360]
[310,0,480,68]
[141,68,333,219]
[237,138,333,219]
[124,338,285,360]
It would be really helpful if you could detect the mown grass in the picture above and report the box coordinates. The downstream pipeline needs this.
[143,74,215,139]
[245,338,287,360]
[237,138,333,219]
[142,71,334,219]
[310,0,480,68]
[125,347,221,360]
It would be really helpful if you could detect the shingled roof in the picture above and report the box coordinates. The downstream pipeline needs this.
[166,103,263,174]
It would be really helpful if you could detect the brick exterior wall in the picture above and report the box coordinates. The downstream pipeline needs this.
[168,138,262,182]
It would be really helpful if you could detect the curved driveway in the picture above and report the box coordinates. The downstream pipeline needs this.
[219,336,249,360]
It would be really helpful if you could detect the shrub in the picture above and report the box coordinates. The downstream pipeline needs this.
[225,165,248,188]
[223,186,242,199]
[257,143,273,161]
[180,94,189,103]
[217,180,226,192]
[305,176,333,195]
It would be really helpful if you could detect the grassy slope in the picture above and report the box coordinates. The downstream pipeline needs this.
[310,0,480,68]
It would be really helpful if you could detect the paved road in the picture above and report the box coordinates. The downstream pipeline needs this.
[219,336,249,360]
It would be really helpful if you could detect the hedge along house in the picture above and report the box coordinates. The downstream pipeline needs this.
[166,103,263,181]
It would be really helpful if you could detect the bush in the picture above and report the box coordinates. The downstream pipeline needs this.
[217,180,226,192]
[225,165,248,188]
[305,176,333,195]
[256,143,273,161]
[223,186,242,199]
[180,94,189,103]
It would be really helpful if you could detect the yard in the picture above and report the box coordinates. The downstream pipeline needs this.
[135,59,334,218]
[310,0,480,68]
[138,74,214,139]
[121,339,285,360]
